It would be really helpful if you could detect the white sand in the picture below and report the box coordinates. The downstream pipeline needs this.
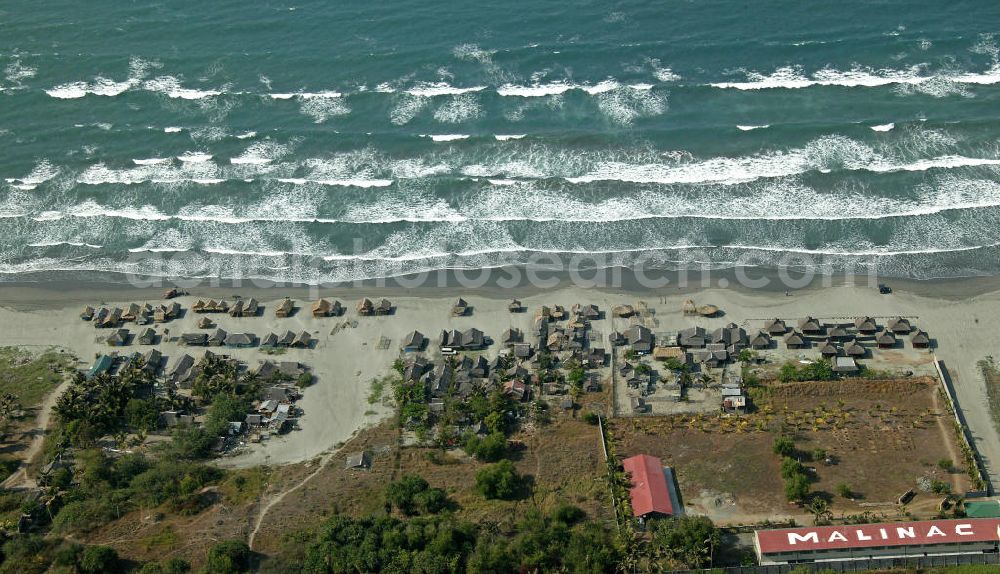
[0,284,997,485]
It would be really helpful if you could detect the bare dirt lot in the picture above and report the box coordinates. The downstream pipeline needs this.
[612,378,970,525]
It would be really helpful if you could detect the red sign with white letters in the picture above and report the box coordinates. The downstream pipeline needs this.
[756,518,1000,553]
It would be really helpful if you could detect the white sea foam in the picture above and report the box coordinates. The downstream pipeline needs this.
[494,134,526,141]
[277,178,393,187]
[433,93,481,123]
[235,131,257,139]
[177,152,213,163]
[711,64,1000,91]
[495,82,575,97]
[871,123,895,131]
[28,241,102,249]
[164,127,183,133]
[299,96,350,123]
[132,158,170,166]
[5,160,58,189]
[142,76,223,99]
[737,125,769,131]
[424,134,470,142]
[405,82,487,97]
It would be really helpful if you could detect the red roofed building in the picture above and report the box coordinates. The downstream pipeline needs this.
[755,518,1000,565]
[622,454,674,521]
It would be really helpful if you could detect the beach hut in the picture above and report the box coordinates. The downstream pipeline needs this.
[99,308,122,328]
[86,355,114,379]
[329,300,344,316]
[242,298,259,317]
[209,329,228,346]
[228,299,245,317]
[696,304,720,317]
[181,333,208,346]
[163,287,179,299]
[818,339,839,358]
[142,349,162,374]
[887,317,912,334]
[508,299,522,313]
[107,329,130,347]
[762,318,786,335]
[845,339,867,357]
[912,330,930,349]
[197,316,214,329]
[828,325,850,339]
[192,300,206,313]
[225,333,255,348]
[123,303,142,322]
[625,325,653,354]
[750,331,771,350]
[80,306,95,321]
[277,331,296,347]
[784,331,807,349]
[356,298,374,316]
[681,299,697,316]
[876,331,897,349]
[678,326,708,349]
[138,327,157,345]
[574,304,600,320]
[375,299,393,315]
[275,298,295,318]
[797,316,823,336]
[346,452,371,470]
[401,330,426,352]
[613,304,635,318]
[311,299,332,318]
[501,328,522,347]
[451,298,469,317]
[291,331,312,348]
[854,316,878,335]
[260,333,278,347]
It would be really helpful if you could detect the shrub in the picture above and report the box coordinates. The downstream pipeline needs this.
[938,458,953,471]
[465,432,508,462]
[78,545,121,574]
[772,436,795,457]
[836,483,853,499]
[811,448,827,462]
[475,460,520,500]
[583,411,600,425]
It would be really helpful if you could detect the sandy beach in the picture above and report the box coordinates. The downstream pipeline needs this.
[0,276,998,486]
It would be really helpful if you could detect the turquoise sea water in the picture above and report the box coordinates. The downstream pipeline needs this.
[2,1,1000,283]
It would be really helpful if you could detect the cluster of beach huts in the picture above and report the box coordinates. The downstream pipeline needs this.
[746,315,930,374]
[395,300,607,418]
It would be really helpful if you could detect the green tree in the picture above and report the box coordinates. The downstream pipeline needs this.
[475,460,520,500]
[836,483,853,499]
[125,398,159,432]
[385,474,430,515]
[785,473,810,502]
[201,540,252,574]
[465,431,507,462]
[648,516,719,569]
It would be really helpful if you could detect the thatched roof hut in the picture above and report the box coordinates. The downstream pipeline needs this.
[681,299,697,316]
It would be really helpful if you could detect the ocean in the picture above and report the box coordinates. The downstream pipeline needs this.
[3,0,1000,285]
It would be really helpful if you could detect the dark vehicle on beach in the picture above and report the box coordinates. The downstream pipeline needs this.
[878,284,892,294]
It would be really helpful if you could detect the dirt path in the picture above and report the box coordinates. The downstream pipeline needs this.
[247,431,368,551]
[0,378,71,490]
[930,384,965,493]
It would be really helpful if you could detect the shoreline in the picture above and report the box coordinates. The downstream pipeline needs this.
[1,267,1000,311]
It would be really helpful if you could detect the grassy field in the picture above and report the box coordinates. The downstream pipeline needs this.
[248,408,612,566]
[612,378,968,524]
[0,346,72,408]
